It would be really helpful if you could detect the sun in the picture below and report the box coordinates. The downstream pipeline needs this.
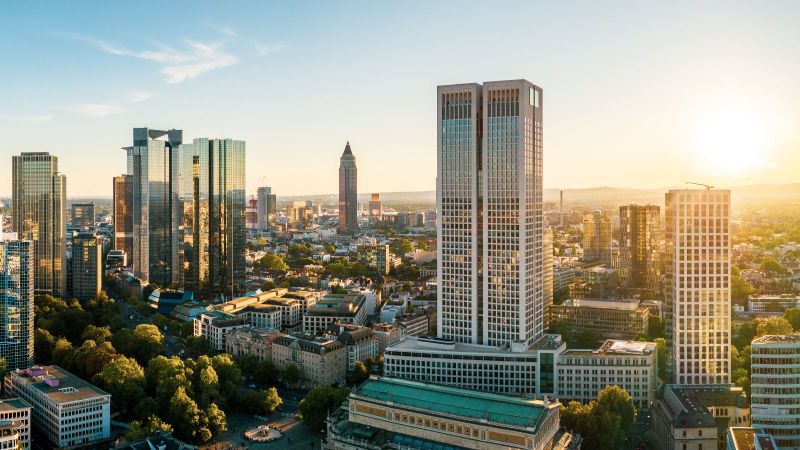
[694,109,771,177]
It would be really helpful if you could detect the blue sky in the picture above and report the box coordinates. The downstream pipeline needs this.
[2,1,799,196]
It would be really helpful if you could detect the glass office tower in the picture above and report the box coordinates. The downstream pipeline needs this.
[125,128,182,285]
[11,152,66,297]
[0,235,34,370]
[113,175,134,265]
[437,80,544,347]
[619,204,661,292]
[179,138,246,296]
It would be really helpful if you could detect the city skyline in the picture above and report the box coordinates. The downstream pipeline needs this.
[2,1,800,197]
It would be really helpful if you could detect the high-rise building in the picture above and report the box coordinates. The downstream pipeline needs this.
[437,79,543,346]
[543,227,554,331]
[368,193,382,218]
[71,232,102,301]
[288,200,313,229]
[338,142,358,233]
[112,175,134,266]
[124,128,183,285]
[750,334,800,449]
[665,188,731,384]
[245,196,257,229]
[257,186,276,230]
[11,152,66,297]
[70,202,95,230]
[619,204,661,291]
[0,233,34,371]
[582,211,612,266]
[179,138,246,296]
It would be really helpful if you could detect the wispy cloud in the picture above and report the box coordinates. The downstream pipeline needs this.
[209,24,286,56]
[10,114,54,123]
[128,90,155,103]
[55,32,240,84]
[64,103,125,117]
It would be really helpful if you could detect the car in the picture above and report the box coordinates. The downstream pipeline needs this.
[248,383,257,389]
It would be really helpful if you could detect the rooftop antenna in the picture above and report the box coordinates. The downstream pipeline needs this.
[686,181,713,190]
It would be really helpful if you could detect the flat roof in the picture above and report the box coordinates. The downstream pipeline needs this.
[561,298,641,311]
[388,336,529,355]
[12,366,110,404]
[355,377,550,430]
[0,398,30,411]
[752,334,800,345]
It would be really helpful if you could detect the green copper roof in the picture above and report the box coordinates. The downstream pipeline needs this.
[355,377,547,429]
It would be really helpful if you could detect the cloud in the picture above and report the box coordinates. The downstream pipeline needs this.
[10,114,54,123]
[57,32,240,84]
[64,103,125,117]
[209,24,286,56]
[128,90,155,103]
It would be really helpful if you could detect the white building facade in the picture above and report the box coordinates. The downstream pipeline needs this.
[437,80,544,347]
[665,188,731,384]
[750,335,800,449]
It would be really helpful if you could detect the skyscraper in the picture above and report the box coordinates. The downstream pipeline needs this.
[71,232,102,301]
[665,188,731,384]
[70,203,95,230]
[543,228,554,331]
[257,186,276,230]
[437,79,544,346]
[112,175,134,267]
[338,142,358,233]
[179,138,246,296]
[368,193,382,218]
[11,152,66,297]
[582,210,612,266]
[0,233,34,371]
[619,204,661,292]
[124,127,182,285]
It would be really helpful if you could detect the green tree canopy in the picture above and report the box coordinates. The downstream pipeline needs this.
[298,385,350,430]
[94,356,145,416]
[755,317,793,337]
[283,363,301,387]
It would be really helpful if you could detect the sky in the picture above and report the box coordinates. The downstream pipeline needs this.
[1,1,799,197]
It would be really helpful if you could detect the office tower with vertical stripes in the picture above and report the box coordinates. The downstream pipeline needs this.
[437,79,544,347]
[665,188,731,384]
[11,152,66,297]
[112,175,134,265]
[582,210,612,266]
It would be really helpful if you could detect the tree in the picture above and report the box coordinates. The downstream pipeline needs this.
[51,338,74,367]
[654,338,666,381]
[167,386,204,442]
[760,257,788,275]
[34,328,56,363]
[784,308,800,331]
[210,354,241,406]
[240,388,283,415]
[559,386,633,449]
[348,360,369,385]
[298,385,350,430]
[646,316,665,340]
[205,403,227,436]
[131,324,165,365]
[184,336,216,357]
[95,356,145,416]
[81,325,112,344]
[595,385,635,432]
[731,273,754,303]
[755,317,793,337]
[125,415,173,441]
[283,363,301,387]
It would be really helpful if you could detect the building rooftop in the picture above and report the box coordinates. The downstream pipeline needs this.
[751,334,800,345]
[0,398,30,411]
[728,427,779,450]
[388,336,534,356]
[560,298,642,311]
[664,384,749,429]
[353,377,554,430]
[274,334,343,354]
[306,293,365,316]
[11,365,110,404]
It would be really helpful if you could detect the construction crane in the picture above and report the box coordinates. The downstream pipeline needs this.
[686,181,714,190]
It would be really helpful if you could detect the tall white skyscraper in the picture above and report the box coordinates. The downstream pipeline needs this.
[665,188,731,384]
[436,79,543,347]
